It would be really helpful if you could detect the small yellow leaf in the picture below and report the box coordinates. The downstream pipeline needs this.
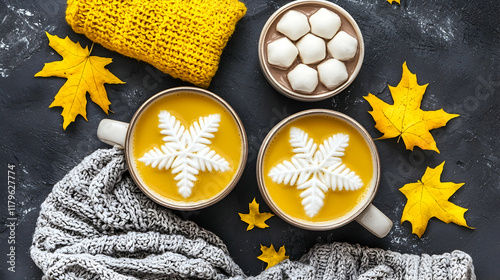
[239,198,274,231]
[400,162,473,237]
[364,62,459,153]
[387,0,401,4]
[35,32,125,129]
[257,244,289,269]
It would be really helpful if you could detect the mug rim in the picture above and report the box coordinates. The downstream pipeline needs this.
[258,0,365,102]
[256,109,380,230]
[125,86,248,210]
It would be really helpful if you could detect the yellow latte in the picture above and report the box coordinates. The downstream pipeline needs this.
[262,114,374,223]
[130,91,244,204]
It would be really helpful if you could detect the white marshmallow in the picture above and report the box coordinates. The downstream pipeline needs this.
[327,31,358,61]
[287,64,318,93]
[309,8,341,39]
[317,59,348,89]
[267,37,298,68]
[276,10,310,41]
[296,34,326,64]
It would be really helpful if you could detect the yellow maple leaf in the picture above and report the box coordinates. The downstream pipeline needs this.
[400,162,473,237]
[257,244,289,269]
[387,0,401,4]
[364,62,458,153]
[35,32,124,129]
[239,198,274,231]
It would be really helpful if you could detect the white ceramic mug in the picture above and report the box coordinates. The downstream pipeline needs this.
[97,87,248,210]
[257,109,392,237]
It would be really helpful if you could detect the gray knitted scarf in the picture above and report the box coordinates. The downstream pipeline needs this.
[31,148,475,280]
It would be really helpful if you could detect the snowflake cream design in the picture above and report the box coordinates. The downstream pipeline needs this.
[138,111,230,198]
[268,127,363,218]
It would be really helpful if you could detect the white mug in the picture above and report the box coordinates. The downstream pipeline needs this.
[97,87,248,210]
[257,109,392,237]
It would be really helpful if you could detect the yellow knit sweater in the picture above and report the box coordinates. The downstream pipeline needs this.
[66,0,246,88]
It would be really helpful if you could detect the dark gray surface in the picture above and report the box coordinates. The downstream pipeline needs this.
[1,0,499,278]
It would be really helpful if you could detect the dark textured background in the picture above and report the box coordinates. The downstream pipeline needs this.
[1,0,499,278]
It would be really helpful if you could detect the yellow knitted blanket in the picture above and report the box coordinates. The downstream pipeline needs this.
[66,0,246,88]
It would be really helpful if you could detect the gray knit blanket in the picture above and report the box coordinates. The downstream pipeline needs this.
[31,148,475,279]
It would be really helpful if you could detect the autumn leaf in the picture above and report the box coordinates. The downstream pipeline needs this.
[35,32,124,129]
[387,0,400,4]
[257,244,289,269]
[400,162,472,237]
[364,62,458,153]
[239,198,274,231]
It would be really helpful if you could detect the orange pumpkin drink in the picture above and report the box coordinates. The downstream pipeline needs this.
[258,109,379,229]
[129,89,246,208]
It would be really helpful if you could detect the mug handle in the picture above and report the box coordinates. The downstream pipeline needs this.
[97,119,129,148]
[355,204,393,238]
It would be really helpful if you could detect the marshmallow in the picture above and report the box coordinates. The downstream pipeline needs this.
[276,10,310,41]
[317,59,348,89]
[327,31,358,61]
[296,34,326,64]
[267,37,299,68]
[309,8,341,39]
[287,64,318,93]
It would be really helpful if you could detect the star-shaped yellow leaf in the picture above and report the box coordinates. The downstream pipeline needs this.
[364,62,459,153]
[400,162,473,237]
[35,32,124,129]
[239,198,274,231]
[257,244,289,269]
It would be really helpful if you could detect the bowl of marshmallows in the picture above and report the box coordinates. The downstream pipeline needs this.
[258,0,364,101]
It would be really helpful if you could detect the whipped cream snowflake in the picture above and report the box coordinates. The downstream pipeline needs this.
[138,111,230,198]
[268,127,363,218]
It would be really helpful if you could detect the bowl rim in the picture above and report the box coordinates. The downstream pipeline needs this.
[258,0,365,102]
[256,109,380,230]
[125,86,248,210]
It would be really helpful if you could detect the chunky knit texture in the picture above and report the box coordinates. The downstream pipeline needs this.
[31,148,476,279]
[66,0,246,88]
